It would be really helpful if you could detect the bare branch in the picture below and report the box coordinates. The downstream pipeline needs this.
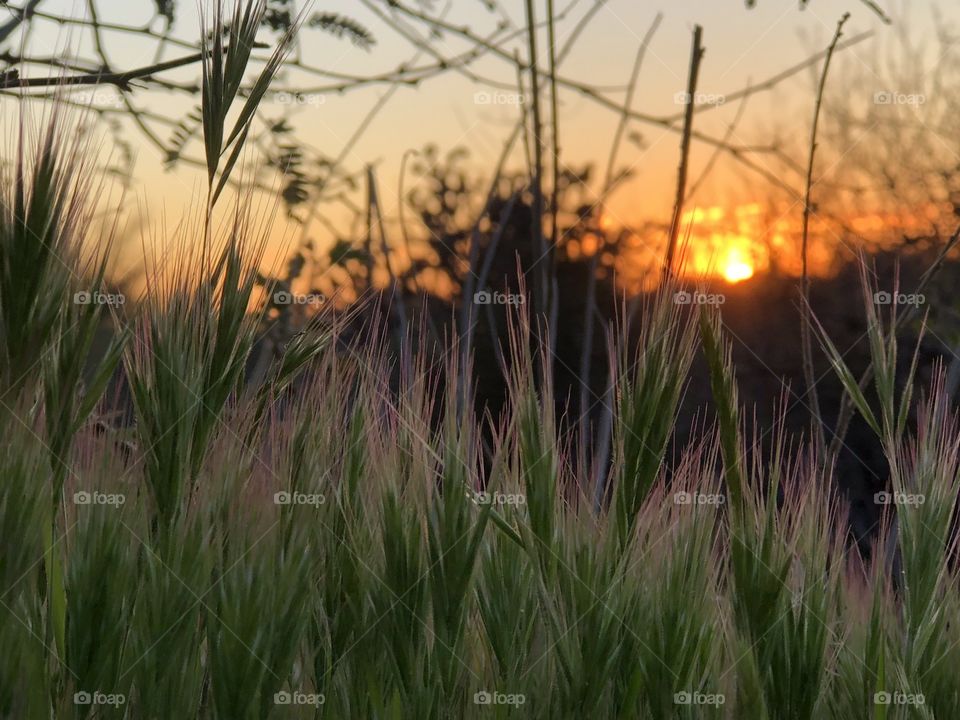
[801,13,850,460]
[0,49,210,90]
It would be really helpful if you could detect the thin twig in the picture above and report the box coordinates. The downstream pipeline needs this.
[801,13,849,460]
[660,31,873,124]
[685,83,750,202]
[557,0,609,61]
[0,47,217,89]
[0,0,43,43]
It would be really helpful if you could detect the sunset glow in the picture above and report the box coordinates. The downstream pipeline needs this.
[678,204,767,284]
[668,201,941,287]
[721,251,755,283]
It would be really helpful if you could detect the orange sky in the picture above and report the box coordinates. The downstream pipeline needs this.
[9,0,957,288]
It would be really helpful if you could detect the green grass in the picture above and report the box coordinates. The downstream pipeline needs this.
[4,191,960,716]
[2,2,960,718]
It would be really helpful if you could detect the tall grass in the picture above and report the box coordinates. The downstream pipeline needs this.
[3,2,960,718]
[4,136,960,716]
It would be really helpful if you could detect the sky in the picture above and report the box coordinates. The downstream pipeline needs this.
[6,0,957,281]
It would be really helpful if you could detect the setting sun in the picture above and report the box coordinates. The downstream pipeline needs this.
[721,251,755,283]
[678,205,763,285]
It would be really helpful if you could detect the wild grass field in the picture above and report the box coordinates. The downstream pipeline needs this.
[2,0,960,718]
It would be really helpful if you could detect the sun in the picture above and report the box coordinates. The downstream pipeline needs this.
[678,206,762,285]
[721,250,754,283]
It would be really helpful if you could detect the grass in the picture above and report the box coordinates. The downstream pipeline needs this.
[3,2,960,718]
[4,173,960,717]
